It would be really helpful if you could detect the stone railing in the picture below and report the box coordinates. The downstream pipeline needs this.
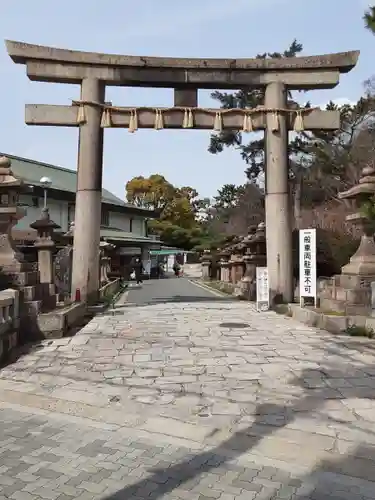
[0,289,20,363]
[0,289,19,333]
[99,278,121,302]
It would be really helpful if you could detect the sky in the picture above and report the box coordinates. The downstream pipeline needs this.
[1,0,374,200]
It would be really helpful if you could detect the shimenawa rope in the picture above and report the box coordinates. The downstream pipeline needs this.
[72,100,315,133]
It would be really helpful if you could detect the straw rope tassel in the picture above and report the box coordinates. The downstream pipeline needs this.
[133,109,138,131]
[154,109,164,130]
[187,109,194,128]
[129,109,138,133]
[154,109,159,129]
[242,113,254,133]
[76,104,86,124]
[293,110,304,132]
[247,114,254,132]
[182,108,189,128]
[213,112,222,132]
[100,108,112,128]
[269,111,279,132]
[158,109,164,129]
[242,113,248,132]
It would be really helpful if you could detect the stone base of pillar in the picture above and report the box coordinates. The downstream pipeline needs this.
[219,264,231,283]
[236,276,256,301]
[341,235,375,275]
[319,273,375,316]
[201,262,211,280]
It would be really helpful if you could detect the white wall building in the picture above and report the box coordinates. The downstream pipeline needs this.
[3,153,161,275]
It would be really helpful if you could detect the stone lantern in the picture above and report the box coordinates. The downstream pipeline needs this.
[54,221,75,300]
[319,165,375,314]
[30,208,60,285]
[251,222,267,268]
[339,165,375,275]
[0,156,35,279]
[230,238,246,285]
[99,241,113,285]
[238,225,257,299]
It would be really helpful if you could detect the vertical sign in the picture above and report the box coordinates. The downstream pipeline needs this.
[256,267,270,312]
[299,229,317,307]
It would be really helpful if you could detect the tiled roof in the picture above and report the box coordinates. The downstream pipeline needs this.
[12,227,159,245]
[1,153,147,211]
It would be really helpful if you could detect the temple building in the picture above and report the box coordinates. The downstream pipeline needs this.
[2,153,161,273]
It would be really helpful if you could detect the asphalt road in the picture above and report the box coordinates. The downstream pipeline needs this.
[126,276,231,306]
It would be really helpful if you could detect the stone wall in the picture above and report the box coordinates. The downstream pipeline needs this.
[0,289,20,364]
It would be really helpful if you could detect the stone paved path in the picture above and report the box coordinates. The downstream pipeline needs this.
[1,278,375,499]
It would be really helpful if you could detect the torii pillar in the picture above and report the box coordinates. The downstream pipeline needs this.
[71,78,105,303]
[264,82,293,303]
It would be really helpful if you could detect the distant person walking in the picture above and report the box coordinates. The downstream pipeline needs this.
[133,257,144,285]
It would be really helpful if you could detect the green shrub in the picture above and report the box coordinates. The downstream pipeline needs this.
[274,304,292,316]
[345,324,374,338]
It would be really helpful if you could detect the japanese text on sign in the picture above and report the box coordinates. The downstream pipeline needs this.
[299,229,317,301]
[256,267,269,312]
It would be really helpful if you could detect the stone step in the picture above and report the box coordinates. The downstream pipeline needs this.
[319,297,370,316]
[20,299,43,316]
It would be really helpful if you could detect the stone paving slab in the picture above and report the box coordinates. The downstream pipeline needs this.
[1,279,375,498]
[0,404,375,500]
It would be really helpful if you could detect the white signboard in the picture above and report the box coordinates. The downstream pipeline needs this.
[256,267,270,312]
[167,255,175,271]
[299,228,317,306]
[143,259,151,275]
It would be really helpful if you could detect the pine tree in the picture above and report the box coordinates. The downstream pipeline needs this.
[208,40,305,182]
[364,6,375,34]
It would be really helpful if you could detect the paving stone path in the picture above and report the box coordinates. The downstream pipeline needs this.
[1,278,375,499]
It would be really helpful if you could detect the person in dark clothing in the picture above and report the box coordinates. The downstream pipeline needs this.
[133,257,144,284]
[157,263,164,279]
[172,261,181,277]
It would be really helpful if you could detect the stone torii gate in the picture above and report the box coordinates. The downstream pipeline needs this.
[5,40,359,303]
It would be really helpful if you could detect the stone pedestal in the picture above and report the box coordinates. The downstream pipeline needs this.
[219,251,231,283]
[231,254,245,297]
[237,223,267,300]
[237,226,257,300]
[341,233,375,275]
[200,250,211,280]
[319,274,375,316]
[319,166,375,315]
[0,157,46,331]
[229,239,246,287]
